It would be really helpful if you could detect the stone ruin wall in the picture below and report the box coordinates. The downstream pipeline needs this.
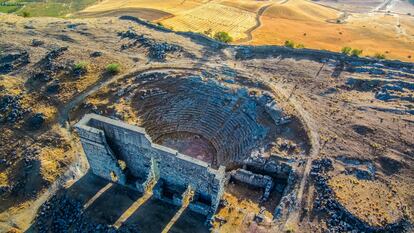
[75,114,226,217]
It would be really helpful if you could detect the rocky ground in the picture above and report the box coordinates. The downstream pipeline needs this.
[0,13,413,233]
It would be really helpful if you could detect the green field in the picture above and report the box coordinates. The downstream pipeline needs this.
[0,0,97,17]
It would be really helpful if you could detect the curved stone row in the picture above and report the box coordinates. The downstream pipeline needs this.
[135,76,270,165]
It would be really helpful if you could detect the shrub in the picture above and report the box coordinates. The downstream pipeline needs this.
[341,46,352,55]
[213,31,233,43]
[73,61,88,72]
[284,40,304,49]
[204,28,213,37]
[374,53,386,59]
[296,43,305,49]
[106,63,120,74]
[21,11,30,18]
[351,49,363,57]
[284,40,295,48]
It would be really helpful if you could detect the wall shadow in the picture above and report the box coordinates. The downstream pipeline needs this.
[168,208,210,233]
[26,171,209,232]
[121,197,179,232]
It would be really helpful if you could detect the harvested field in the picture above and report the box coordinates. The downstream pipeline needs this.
[80,0,414,61]
[160,3,257,40]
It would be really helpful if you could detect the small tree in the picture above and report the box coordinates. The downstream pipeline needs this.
[21,11,30,18]
[341,46,352,55]
[296,43,305,49]
[374,53,386,59]
[351,49,363,57]
[284,40,295,48]
[106,63,120,74]
[204,28,213,37]
[213,32,233,43]
[73,61,88,72]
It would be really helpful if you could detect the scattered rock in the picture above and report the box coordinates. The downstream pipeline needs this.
[311,159,409,232]
[118,29,182,61]
[0,50,30,74]
[27,113,45,130]
[31,39,44,47]
[90,51,103,57]
[31,72,52,82]
[33,194,140,233]
[0,94,30,124]
[46,81,60,94]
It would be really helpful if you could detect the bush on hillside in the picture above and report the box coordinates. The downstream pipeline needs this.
[73,61,88,72]
[213,32,233,43]
[341,47,352,55]
[351,49,363,57]
[21,11,30,18]
[106,63,120,74]
[284,40,305,49]
[284,40,295,48]
[374,53,386,59]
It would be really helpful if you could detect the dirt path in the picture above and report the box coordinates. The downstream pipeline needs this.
[236,3,273,43]
[267,81,321,230]
[372,0,395,12]
[232,64,321,229]
[58,62,202,127]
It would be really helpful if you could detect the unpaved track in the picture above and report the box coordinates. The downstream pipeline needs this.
[58,62,203,126]
[233,66,321,228]
[236,3,273,43]
[267,81,321,229]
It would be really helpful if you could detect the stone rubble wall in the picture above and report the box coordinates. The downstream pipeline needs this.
[230,168,273,201]
[75,114,226,217]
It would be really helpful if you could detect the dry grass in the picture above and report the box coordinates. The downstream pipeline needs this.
[81,0,204,15]
[250,1,413,61]
[219,0,269,13]
[39,147,66,183]
[38,125,76,184]
[213,192,273,233]
[160,3,256,40]
[329,174,404,227]
[82,0,414,60]
[263,0,339,21]
[0,75,24,95]
[0,171,9,187]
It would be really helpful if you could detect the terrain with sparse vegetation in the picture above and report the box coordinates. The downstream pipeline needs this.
[0,1,413,233]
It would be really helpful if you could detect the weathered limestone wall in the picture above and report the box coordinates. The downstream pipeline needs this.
[230,168,273,201]
[75,114,226,216]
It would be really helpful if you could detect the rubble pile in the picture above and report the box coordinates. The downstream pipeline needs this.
[0,50,30,74]
[310,159,409,232]
[32,47,68,79]
[346,77,414,104]
[1,147,40,197]
[34,194,140,233]
[31,39,45,47]
[30,47,68,94]
[0,94,30,124]
[118,30,182,61]
[26,112,46,130]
